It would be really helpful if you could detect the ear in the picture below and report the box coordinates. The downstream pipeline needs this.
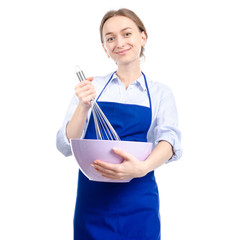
[102,43,110,58]
[140,31,147,47]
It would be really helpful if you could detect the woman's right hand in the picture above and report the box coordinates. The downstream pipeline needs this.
[75,77,96,110]
[66,77,96,141]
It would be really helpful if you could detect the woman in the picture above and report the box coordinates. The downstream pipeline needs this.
[57,8,182,240]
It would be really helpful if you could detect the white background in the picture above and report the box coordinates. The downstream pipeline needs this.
[1,0,239,239]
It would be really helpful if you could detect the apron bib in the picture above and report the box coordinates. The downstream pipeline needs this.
[74,73,161,240]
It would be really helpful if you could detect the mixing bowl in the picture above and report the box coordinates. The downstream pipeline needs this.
[70,139,152,183]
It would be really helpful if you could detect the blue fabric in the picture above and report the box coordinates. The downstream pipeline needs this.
[85,102,151,142]
[74,73,161,240]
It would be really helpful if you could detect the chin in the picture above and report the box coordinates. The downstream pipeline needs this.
[116,57,140,66]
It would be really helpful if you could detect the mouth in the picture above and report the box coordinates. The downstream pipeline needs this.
[115,48,131,55]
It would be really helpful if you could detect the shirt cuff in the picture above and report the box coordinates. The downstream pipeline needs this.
[154,130,182,163]
[56,122,72,157]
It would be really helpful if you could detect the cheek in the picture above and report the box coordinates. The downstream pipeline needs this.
[132,35,142,47]
[105,43,115,53]
[131,38,143,53]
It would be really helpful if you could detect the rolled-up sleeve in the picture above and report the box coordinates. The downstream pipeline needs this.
[56,95,78,157]
[153,87,182,162]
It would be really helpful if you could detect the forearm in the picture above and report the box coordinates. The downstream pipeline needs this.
[92,140,174,180]
[144,141,173,173]
[66,103,89,141]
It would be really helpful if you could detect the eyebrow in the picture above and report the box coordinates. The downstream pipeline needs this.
[105,27,133,37]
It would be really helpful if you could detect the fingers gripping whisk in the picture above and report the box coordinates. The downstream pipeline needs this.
[75,66,120,141]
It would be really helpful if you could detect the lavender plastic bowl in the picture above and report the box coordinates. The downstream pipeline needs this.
[70,139,152,183]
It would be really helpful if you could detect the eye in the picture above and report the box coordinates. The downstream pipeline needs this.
[107,37,114,42]
[124,32,132,37]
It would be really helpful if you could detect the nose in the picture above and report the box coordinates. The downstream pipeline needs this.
[116,36,125,48]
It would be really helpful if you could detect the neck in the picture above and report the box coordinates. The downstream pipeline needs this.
[116,61,142,89]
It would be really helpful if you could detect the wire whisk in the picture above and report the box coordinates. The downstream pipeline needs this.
[75,66,120,141]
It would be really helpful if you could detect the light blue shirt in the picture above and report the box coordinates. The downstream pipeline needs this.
[56,72,182,162]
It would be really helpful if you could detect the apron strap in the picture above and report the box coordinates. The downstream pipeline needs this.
[142,72,152,124]
[96,72,116,101]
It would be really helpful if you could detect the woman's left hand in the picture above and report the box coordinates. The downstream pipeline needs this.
[91,148,149,180]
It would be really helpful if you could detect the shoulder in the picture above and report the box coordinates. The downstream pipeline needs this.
[146,76,174,101]
[92,72,114,86]
[92,72,114,93]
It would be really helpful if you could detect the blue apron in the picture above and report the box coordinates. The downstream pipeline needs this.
[74,73,161,240]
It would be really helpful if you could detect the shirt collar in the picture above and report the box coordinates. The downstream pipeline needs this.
[111,72,147,91]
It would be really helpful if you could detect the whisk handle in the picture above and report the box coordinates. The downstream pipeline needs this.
[75,66,86,82]
[75,66,95,104]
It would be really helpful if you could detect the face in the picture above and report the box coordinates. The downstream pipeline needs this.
[102,16,146,66]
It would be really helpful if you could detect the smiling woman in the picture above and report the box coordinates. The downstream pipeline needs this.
[56,8,182,240]
[101,16,147,75]
[99,8,148,58]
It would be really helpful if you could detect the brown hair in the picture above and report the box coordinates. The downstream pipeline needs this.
[99,8,148,57]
